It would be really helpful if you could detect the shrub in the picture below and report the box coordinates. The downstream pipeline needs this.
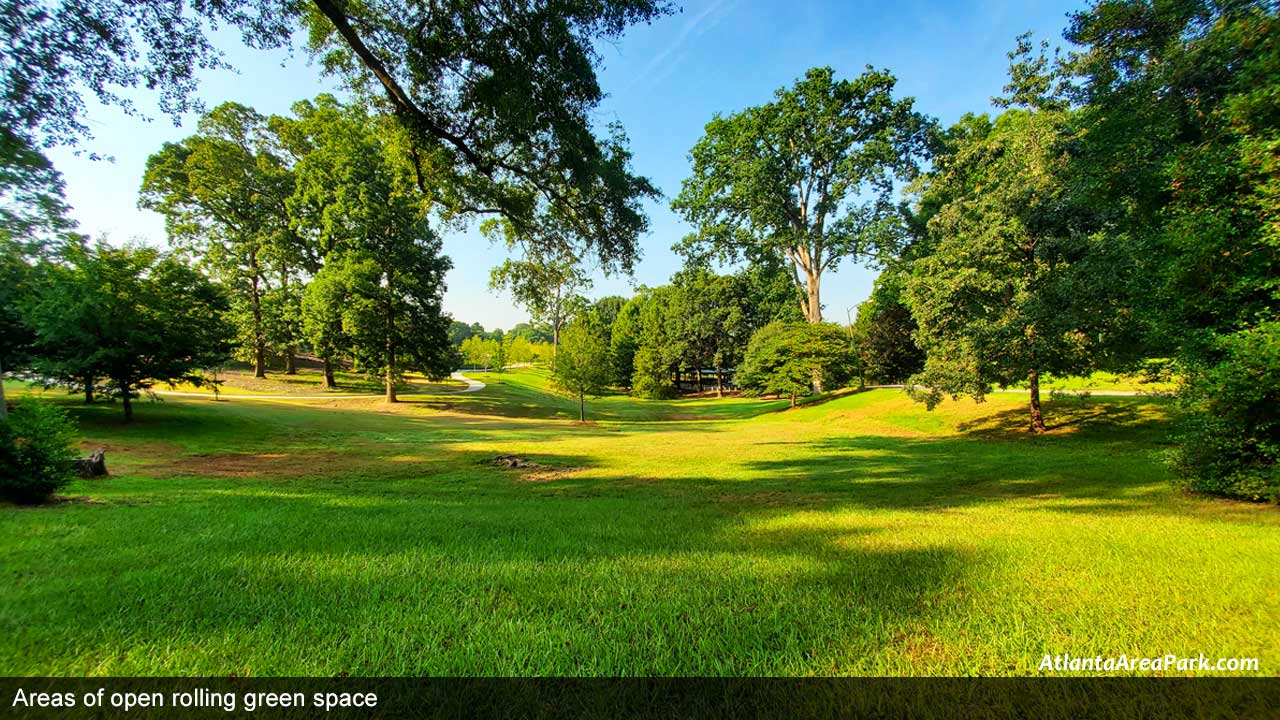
[0,399,79,504]
[1171,322,1280,503]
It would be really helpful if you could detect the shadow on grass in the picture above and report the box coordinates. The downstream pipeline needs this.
[4,449,973,674]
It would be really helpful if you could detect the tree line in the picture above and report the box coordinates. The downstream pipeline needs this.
[661,2,1279,502]
[0,0,1274,505]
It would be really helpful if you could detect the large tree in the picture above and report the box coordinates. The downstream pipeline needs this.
[139,102,295,378]
[673,66,934,324]
[1058,0,1279,497]
[292,104,453,401]
[4,0,668,271]
[26,243,233,421]
[904,106,1134,433]
[487,217,592,352]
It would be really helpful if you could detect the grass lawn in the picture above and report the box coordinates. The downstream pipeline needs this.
[165,366,467,396]
[1,370,1276,676]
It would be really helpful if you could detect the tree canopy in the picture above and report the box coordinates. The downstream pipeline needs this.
[25,243,233,421]
[673,66,934,323]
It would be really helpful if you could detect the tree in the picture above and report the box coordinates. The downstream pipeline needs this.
[552,319,611,422]
[5,0,669,272]
[629,287,679,399]
[321,244,451,402]
[673,66,933,324]
[459,336,494,370]
[736,322,853,407]
[139,102,295,378]
[486,217,593,352]
[300,263,353,388]
[668,269,753,396]
[904,106,1132,433]
[448,321,477,347]
[606,295,643,388]
[0,238,37,418]
[1171,321,1280,502]
[26,243,233,421]
[850,269,924,385]
[1058,0,1280,494]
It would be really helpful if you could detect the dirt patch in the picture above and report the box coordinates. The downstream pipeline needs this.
[147,450,353,479]
[491,455,583,483]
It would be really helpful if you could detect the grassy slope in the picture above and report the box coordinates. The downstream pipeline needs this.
[167,367,466,396]
[1,370,1276,676]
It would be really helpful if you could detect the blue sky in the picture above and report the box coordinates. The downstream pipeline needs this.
[47,0,1085,331]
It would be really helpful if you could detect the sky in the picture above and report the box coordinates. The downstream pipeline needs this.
[46,0,1087,331]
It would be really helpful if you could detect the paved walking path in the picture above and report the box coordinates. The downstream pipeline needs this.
[153,372,486,401]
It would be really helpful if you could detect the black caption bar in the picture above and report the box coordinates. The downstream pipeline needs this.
[2,678,1277,720]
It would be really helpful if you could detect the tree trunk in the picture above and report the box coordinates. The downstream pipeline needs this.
[84,375,94,403]
[250,250,266,378]
[323,357,336,388]
[282,264,297,375]
[716,367,724,398]
[0,357,7,419]
[119,379,133,422]
[1028,369,1046,433]
[803,268,822,323]
[384,270,397,403]
[695,368,703,393]
[579,391,585,422]
[790,393,797,409]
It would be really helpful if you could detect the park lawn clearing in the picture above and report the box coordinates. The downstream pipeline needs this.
[165,366,467,397]
[1,372,1276,676]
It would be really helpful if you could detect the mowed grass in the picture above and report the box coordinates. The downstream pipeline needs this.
[166,366,467,396]
[1,370,1276,676]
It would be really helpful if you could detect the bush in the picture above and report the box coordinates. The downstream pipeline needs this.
[0,399,79,504]
[1171,322,1280,503]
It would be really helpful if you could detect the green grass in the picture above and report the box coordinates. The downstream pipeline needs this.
[169,366,466,396]
[1,370,1276,676]
[1010,370,1178,394]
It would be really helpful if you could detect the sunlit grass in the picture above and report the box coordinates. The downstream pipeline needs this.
[1,375,1275,676]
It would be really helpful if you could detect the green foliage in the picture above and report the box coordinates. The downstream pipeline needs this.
[6,0,666,274]
[139,102,296,377]
[1056,0,1280,493]
[736,322,853,406]
[851,269,924,385]
[551,319,611,421]
[1172,322,1280,502]
[25,243,234,420]
[903,108,1138,430]
[628,287,679,399]
[673,66,934,322]
[0,398,77,504]
[667,269,753,391]
[300,262,354,375]
[0,129,74,241]
[486,217,592,349]
[630,345,676,400]
[459,336,498,370]
[608,297,643,388]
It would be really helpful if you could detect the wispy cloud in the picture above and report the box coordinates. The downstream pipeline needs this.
[626,0,737,91]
